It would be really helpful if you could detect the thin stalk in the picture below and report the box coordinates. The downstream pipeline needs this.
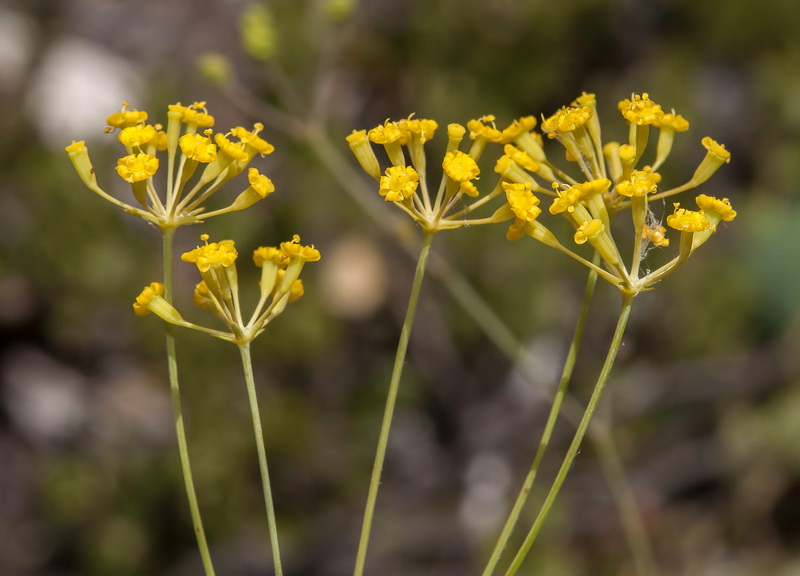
[482,263,599,576]
[161,227,216,576]
[504,292,636,576]
[238,342,284,576]
[353,231,436,576]
[590,412,659,576]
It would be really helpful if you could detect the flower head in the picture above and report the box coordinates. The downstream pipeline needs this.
[181,235,238,272]
[574,219,605,245]
[442,150,480,182]
[280,234,321,263]
[253,246,288,268]
[618,93,664,126]
[379,165,420,202]
[615,170,660,198]
[133,282,165,317]
[247,167,275,198]
[696,194,736,223]
[667,204,712,232]
[137,235,319,344]
[467,116,503,143]
[119,124,158,148]
[68,101,276,229]
[116,153,159,183]
[179,131,218,163]
[168,102,215,128]
[231,123,275,157]
[107,102,149,129]
[492,91,735,294]
[504,182,541,223]
[541,105,593,137]
[369,121,403,145]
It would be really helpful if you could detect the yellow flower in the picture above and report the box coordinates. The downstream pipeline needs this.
[346,129,382,179]
[696,194,736,222]
[503,182,541,223]
[691,137,732,186]
[467,116,503,143]
[618,93,664,126]
[70,101,275,230]
[133,282,164,316]
[574,218,605,245]
[666,204,712,232]
[398,116,438,144]
[503,144,539,172]
[442,150,480,182]
[253,246,288,268]
[193,281,214,311]
[119,124,158,148]
[655,112,690,132]
[459,181,479,197]
[280,234,321,262]
[181,235,238,272]
[106,102,149,129]
[549,184,584,215]
[447,123,466,141]
[231,123,275,156]
[286,278,305,302]
[368,121,403,144]
[167,102,215,128]
[116,153,159,183]
[702,136,731,162]
[247,167,275,198]
[642,225,670,247]
[179,131,218,163]
[500,116,537,143]
[379,165,420,202]
[615,170,660,197]
[541,105,592,137]
[65,141,98,190]
[214,133,249,162]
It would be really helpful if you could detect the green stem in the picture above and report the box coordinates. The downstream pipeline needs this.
[591,411,659,576]
[504,292,636,576]
[161,227,216,576]
[353,231,436,576]
[482,264,599,576]
[238,342,284,576]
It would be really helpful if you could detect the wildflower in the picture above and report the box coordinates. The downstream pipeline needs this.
[618,93,664,126]
[106,102,148,129]
[348,115,517,233]
[181,234,239,272]
[137,234,320,344]
[379,165,419,202]
[347,129,382,179]
[116,153,159,183]
[691,137,731,186]
[667,204,712,232]
[66,101,276,229]
[696,194,736,224]
[179,131,218,163]
[119,124,159,149]
[494,92,735,294]
[133,282,184,323]
[442,150,480,182]
[574,219,605,245]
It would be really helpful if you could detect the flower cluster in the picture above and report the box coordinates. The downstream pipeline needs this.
[492,92,735,294]
[134,234,320,344]
[346,115,523,232]
[66,101,276,229]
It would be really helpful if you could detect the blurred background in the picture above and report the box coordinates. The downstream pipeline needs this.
[1,0,799,574]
